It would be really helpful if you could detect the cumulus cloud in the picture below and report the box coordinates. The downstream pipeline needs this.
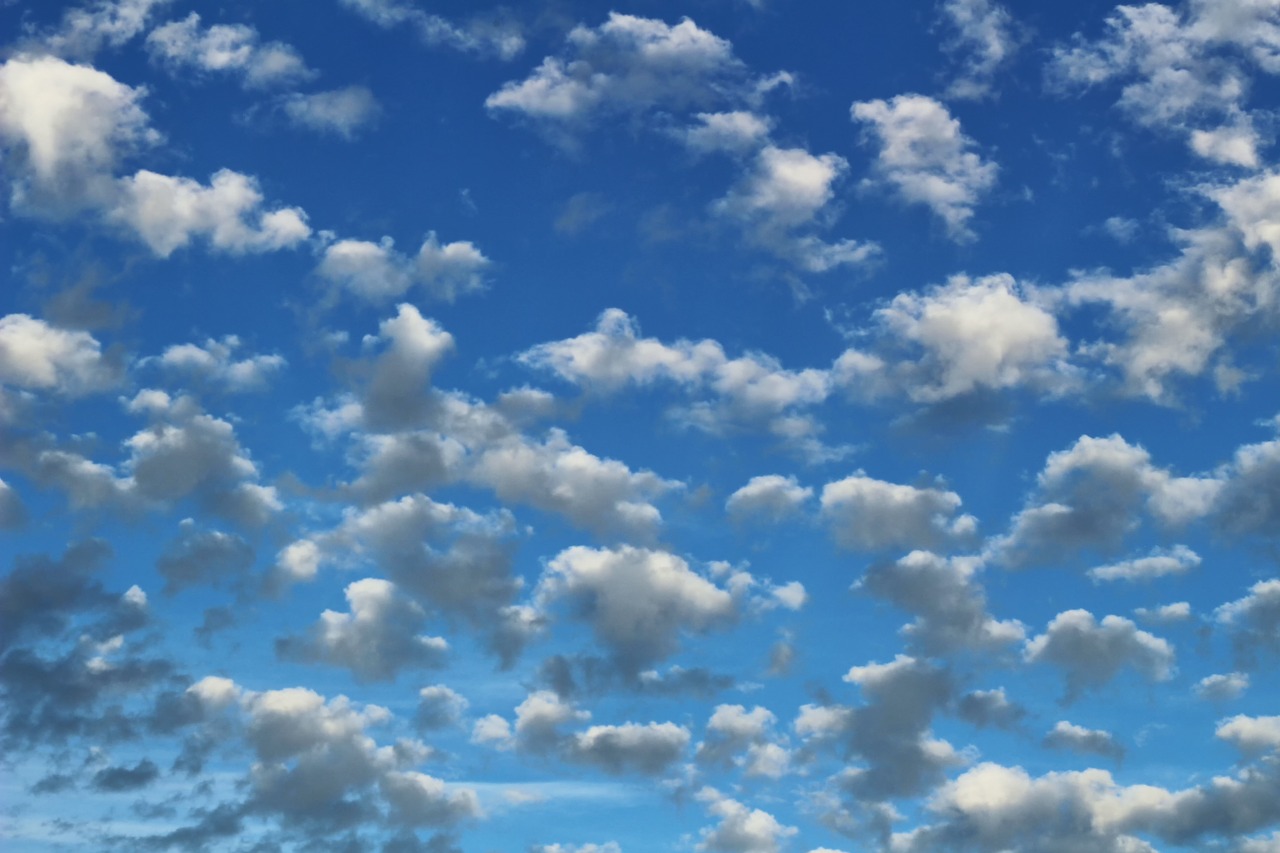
[155,519,253,594]
[820,474,976,552]
[1024,609,1175,702]
[857,551,1025,655]
[150,334,285,391]
[1215,579,1280,660]
[680,110,773,154]
[987,434,1220,569]
[834,274,1077,403]
[852,94,998,241]
[1135,601,1192,625]
[380,770,480,827]
[1217,715,1280,756]
[486,13,745,128]
[535,545,737,676]
[725,475,812,522]
[146,13,315,89]
[415,685,468,731]
[280,86,381,138]
[1087,544,1201,582]
[955,687,1027,731]
[0,314,121,394]
[696,787,797,853]
[1043,720,1125,762]
[939,0,1020,100]
[36,0,173,59]
[316,234,490,303]
[1195,672,1249,702]
[276,578,450,682]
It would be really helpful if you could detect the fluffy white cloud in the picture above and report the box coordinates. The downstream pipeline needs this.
[151,335,285,391]
[1024,609,1175,701]
[858,551,1025,654]
[697,787,797,853]
[570,721,691,774]
[820,474,975,552]
[486,13,742,126]
[276,578,449,682]
[1136,601,1193,624]
[37,0,173,59]
[681,110,773,154]
[0,54,156,213]
[110,168,311,256]
[1043,720,1125,761]
[317,233,489,302]
[0,314,120,394]
[726,475,812,522]
[835,273,1075,403]
[1087,544,1201,582]
[939,0,1020,100]
[536,545,736,673]
[852,94,998,241]
[280,86,381,138]
[1217,715,1280,755]
[380,770,480,826]
[146,13,315,89]
[1195,672,1249,702]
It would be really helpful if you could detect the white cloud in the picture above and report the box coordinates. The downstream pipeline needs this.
[110,168,311,257]
[570,722,691,774]
[1135,601,1193,625]
[281,86,381,138]
[858,551,1025,655]
[277,577,450,682]
[0,54,157,214]
[1043,720,1125,761]
[1087,544,1201,582]
[696,787,797,853]
[820,474,975,552]
[380,770,480,826]
[340,0,524,60]
[681,110,773,154]
[939,0,1020,100]
[1217,715,1280,755]
[535,545,737,674]
[1215,579,1280,658]
[486,13,742,126]
[852,94,998,242]
[835,273,1076,403]
[726,475,812,522]
[146,13,315,89]
[152,335,285,391]
[1195,672,1249,702]
[0,314,120,394]
[316,233,489,302]
[1024,609,1175,702]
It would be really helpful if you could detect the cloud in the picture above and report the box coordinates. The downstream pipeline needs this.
[834,274,1077,403]
[486,13,744,128]
[1043,720,1125,762]
[0,478,25,529]
[857,551,1025,655]
[1087,544,1201,582]
[110,168,311,256]
[696,787,797,853]
[1195,672,1249,702]
[0,313,122,394]
[535,545,737,675]
[1135,601,1192,625]
[570,721,691,774]
[340,0,523,59]
[725,475,812,522]
[155,519,254,594]
[316,234,489,303]
[955,687,1027,731]
[987,434,1220,569]
[820,474,976,552]
[0,54,157,215]
[146,13,315,89]
[150,334,285,391]
[1024,609,1175,702]
[1215,579,1280,660]
[415,685,468,730]
[380,771,481,827]
[712,144,879,272]
[280,86,381,138]
[852,94,998,241]
[1216,715,1280,756]
[276,578,450,682]
[92,758,160,791]
[36,0,173,59]
[939,0,1020,100]
[680,110,773,154]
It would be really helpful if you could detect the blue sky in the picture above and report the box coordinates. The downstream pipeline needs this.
[2,0,1280,851]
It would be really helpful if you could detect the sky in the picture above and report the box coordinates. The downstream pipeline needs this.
[2,0,1280,851]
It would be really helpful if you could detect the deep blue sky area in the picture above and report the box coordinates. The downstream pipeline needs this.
[2,1,1280,852]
